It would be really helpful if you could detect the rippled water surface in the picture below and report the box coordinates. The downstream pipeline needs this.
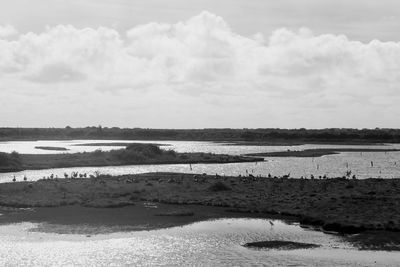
[0,218,398,267]
[1,140,400,181]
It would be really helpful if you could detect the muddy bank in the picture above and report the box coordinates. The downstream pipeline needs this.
[0,173,398,236]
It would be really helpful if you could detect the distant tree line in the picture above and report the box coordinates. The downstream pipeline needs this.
[1,127,400,143]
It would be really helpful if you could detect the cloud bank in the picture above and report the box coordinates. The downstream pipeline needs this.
[1,11,399,128]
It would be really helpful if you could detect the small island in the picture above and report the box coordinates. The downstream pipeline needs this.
[0,143,263,173]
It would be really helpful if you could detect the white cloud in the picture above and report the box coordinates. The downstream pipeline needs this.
[0,11,400,128]
[0,25,18,38]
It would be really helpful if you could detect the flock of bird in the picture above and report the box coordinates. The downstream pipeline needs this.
[10,159,374,183]
[11,171,97,182]
[10,167,361,183]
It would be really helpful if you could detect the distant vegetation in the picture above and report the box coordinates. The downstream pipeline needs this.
[1,127,400,144]
[35,146,69,151]
[0,143,262,173]
[0,152,23,172]
[73,142,170,147]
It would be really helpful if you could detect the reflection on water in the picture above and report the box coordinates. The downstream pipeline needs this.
[0,139,396,155]
[1,140,400,182]
[0,218,398,266]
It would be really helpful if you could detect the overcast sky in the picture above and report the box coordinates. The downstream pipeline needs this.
[1,0,400,128]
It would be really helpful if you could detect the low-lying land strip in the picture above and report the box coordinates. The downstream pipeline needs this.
[34,146,69,151]
[0,143,262,173]
[247,148,400,157]
[73,142,170,147]
[243,240,320,249]
[0,172,398,238]
[3,127,400,144]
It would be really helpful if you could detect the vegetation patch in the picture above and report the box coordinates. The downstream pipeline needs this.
[35,146,69,151]
[209,181,231,192]
[0,152,23,172]
[244,240,320,250]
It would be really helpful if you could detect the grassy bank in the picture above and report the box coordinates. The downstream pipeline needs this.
[0,143,262,173]
[0,172,399,238]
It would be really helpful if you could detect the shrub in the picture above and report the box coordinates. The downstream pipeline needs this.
[0,152,23,171]
[209,181,231,192]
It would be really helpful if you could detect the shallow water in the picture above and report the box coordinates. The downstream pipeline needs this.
[0,139,396,155]
[1,140,400,182]
[0,218,398,266]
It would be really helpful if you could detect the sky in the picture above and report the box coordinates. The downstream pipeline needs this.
[1,0,400,128]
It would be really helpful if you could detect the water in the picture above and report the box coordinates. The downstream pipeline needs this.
[1,140,400,182]
[1,140,399,266]
[0,139,397,155]
[0,218,397,266]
